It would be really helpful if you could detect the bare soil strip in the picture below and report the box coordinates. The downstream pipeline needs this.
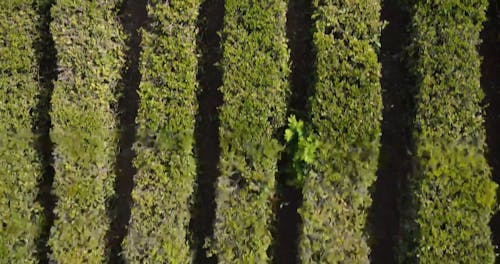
[274,0,314,263]
[190,1,225,263]
[480,1,500,262]
[34,1,57,262]
[368,1,413,263]
[107,0,147,262]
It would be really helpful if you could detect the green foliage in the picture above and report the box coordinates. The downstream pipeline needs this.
[299,0,383,262]
[399,0,498,263]
[48,1,125,263]
[122,1,200,263]
[208,0,290,262]
[284,115,318,187]
[0,2,42,263]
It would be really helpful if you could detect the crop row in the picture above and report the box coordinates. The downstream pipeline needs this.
[123,0,200,263]
[1,0,499,263]
[207,0,290,262]
[299,0,383,262]
[399,0,498,263]
[47,0,125,262]
[0,2,42,263]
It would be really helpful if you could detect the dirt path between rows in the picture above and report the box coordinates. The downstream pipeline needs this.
[480,1,500,263]
[34,1,57,262]
[189,0,225,263]
[107,0,147,262]
[368,1,413,263]
[274,0,314,263]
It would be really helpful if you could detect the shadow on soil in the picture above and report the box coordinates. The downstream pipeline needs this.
[481,1,500,263]
[106,0,147,263]
[189,1,225,263]
[273,0,314,263]
[368,1,413,263]
[34,1,57,263]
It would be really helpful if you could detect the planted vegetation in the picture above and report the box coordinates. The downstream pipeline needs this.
[298,0,383,262]
[123,0,200,263]
[2,0,500,262]
[48,1,125,262]
[284,115,318,188]
[0,2,42,262]
[399,0,498,262]
[208,0,290,262]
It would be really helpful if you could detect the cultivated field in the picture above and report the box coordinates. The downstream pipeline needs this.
[1,0,500,263]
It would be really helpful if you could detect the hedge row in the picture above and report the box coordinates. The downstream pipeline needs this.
[299,0,383,262]
[48,1,125,262]
[399,0,497,262]
[0,2,42,263]
[208,0,290,262]
[123,1,200,263]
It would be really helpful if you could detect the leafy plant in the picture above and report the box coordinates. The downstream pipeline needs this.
[209,0,290,262]
[48,1,125,262]
[299,1,384,262]
[284,115,318,187]
[123,0,200,262]
[0,2,43,262]
[399,0,498,262]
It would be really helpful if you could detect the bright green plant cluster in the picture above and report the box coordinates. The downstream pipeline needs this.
[399,0,497,262]
[284,115,318,187]
[208,0,290,262]
[299,0,383,262]
[48,1,125,263]
[123,1,200,263]
[0,2,42,263]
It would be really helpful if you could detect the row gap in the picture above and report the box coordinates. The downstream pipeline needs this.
[368,0,413,263]
[189,0,225,263]
[273,0,314,263]
[33,0,57,262]
[480,0,500,263]
[106,0,147,262]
